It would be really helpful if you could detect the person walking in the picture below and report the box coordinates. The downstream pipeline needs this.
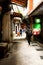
[26,28,32,45]
[20,28,22,36]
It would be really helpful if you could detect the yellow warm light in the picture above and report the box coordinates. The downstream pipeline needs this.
[11,4,27,16]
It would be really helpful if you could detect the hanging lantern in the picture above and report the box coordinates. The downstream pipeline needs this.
[0,6,2,15]
[0,6,2,11]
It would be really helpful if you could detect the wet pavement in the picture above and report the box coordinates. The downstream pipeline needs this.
[0,40,43,65]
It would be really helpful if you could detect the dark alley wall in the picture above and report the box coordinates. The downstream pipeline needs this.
[0,15,2,42]
[2,11,12,42]
[0,0,11,42]
[31,15,43,43]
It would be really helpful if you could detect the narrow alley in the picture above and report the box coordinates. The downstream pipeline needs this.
[0,39,43,65]
[0,0,43,65]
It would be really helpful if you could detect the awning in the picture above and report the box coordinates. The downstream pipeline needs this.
[29,2,43,16]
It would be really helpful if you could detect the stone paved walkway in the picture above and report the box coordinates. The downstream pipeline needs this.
[0,40,43,65]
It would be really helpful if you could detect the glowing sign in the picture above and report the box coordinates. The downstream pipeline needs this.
[35,18,41,23]
[33,29,41,35]
[33,24,41,29]
[33,23,41,35]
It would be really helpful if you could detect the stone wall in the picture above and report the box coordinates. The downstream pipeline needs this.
[2,11,11,42]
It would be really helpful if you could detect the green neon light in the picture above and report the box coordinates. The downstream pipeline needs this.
[33,23,41,29]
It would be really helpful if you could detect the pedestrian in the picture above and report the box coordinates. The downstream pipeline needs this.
[26,28,32,45]
[20,28,22,36]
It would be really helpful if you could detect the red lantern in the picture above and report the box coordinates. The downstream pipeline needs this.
[0,6,2,11]
[0,6,2,14]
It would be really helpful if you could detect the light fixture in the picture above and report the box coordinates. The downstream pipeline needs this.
[0,6,2,15]
[10,4,14,15]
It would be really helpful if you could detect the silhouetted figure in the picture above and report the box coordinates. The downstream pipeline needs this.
[26,28,32,45]
[20,28,22,36]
